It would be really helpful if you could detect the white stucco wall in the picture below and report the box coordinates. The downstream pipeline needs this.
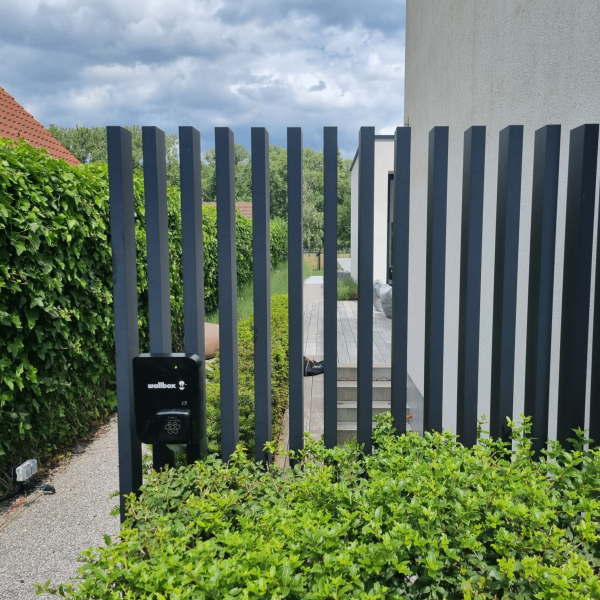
[404,0,600,435]
[351,137,395,282]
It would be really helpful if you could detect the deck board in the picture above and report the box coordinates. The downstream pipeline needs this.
[302,298,393,437]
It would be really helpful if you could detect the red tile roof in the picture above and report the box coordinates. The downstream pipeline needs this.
[0,85,80,165]
[204,202,253,219]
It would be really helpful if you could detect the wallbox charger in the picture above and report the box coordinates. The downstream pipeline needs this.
[132,354,202,449]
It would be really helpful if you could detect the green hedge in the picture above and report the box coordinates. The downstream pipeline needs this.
[0,139,287,484]
[205,294,289,455]
[38,417,600,599]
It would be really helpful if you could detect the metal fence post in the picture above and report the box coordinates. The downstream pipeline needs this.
[142,126,174,470]
[357,127,375,453]
[323,127,338,448]
[424,126,449,434]
[590,169,600,450]
[456,126,486,447]
[252,127,272,462]
[288,127,304,456]
[215,127,239,461]
[524,125,561,458]
[179,126,207,462]
[489,125,523,443]
[557,124,599,449]
[391,127,411,435]
[107,126,142,522]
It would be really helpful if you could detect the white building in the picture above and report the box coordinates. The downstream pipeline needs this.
[350,136,395,283]
[351,0,600,436]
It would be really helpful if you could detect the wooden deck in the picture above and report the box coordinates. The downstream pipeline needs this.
[302,299,394,439]
[276,297,400,465]
[303,300,393,364]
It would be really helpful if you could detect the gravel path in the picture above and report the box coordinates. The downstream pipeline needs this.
[0,415,120,599]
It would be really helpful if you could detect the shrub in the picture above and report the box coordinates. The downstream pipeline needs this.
[0,140,116,484]
[337,276,358,300]
[0,139,287,486]
[205,294,289,455]
[37,416,600,599]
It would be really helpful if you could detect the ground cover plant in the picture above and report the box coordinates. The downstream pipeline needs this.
[38,416,600,599]
[0,140,286,489]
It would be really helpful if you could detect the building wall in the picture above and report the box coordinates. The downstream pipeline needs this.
[404,0,600,434]
[351,137,395,282]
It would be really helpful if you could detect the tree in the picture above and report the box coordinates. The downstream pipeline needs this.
[48,124,353,248]
[48,125,180,188]
[201,143,252,204]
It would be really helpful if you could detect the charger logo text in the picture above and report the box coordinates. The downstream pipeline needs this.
[147,382,177,389]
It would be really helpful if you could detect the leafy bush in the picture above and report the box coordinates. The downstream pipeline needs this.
[38,416,600,599]
[337,276,358,300]
[0,140,287,485]
[205,294,289,455]
[0,140,116,484]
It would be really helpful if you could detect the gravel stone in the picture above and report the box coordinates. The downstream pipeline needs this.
[0,415,120,599]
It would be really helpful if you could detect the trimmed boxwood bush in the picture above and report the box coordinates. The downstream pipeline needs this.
[0,139,287,485]
[38,417,600,599]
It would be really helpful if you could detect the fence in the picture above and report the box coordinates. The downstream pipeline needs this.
[107,124,600,521]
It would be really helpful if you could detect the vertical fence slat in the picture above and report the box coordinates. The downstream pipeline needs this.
[287,127,304,455]
[107,126,142,522]
[323,127,338,447]
[142,126,174,470]
[456,126,486,447]
[557,124,599,449]
[590,171,600,449]
[424,126,449,433]
[391,127,411,435]
[252,127,272,462]
[357,127,375,453]
[489,125,523,442]
[524,125,561,457]
[216,127,239,461]
[179,126,207,462]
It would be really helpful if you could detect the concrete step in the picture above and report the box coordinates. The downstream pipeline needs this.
[337,421,413,445]
[337,400,412,422]
[337,380,394,401]
[337,363,391,381]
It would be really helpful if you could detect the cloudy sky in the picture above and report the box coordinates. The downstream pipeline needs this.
[0,0,405,157]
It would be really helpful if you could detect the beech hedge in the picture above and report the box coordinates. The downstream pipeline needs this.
[37,417,600,599]
[0,140,287,483]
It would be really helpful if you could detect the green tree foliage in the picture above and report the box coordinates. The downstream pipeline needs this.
[38,417,600,599]
[200,143,253,204]
[0,140,287,485]
[268,145,352,251]
[47,125,353,249]
[48,124,181,188]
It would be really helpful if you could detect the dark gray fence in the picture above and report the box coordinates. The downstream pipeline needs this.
[107,123,600,521]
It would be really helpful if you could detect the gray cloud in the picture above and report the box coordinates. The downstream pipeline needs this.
[309,81,327,92]
[0,0,405,156]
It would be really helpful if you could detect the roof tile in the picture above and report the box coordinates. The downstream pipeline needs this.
[204,202,253,219]
[0,85,80,165]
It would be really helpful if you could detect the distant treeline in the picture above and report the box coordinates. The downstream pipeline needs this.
[49,125,352,250]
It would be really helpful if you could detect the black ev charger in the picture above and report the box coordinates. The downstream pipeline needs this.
[132,354,203,452]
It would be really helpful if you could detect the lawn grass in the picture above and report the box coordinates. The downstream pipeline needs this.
[206,261,291,324]
[303,252,351,276]
[207,254,356,324]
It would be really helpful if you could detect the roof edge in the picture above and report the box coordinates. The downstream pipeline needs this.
[350,135,395,171]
